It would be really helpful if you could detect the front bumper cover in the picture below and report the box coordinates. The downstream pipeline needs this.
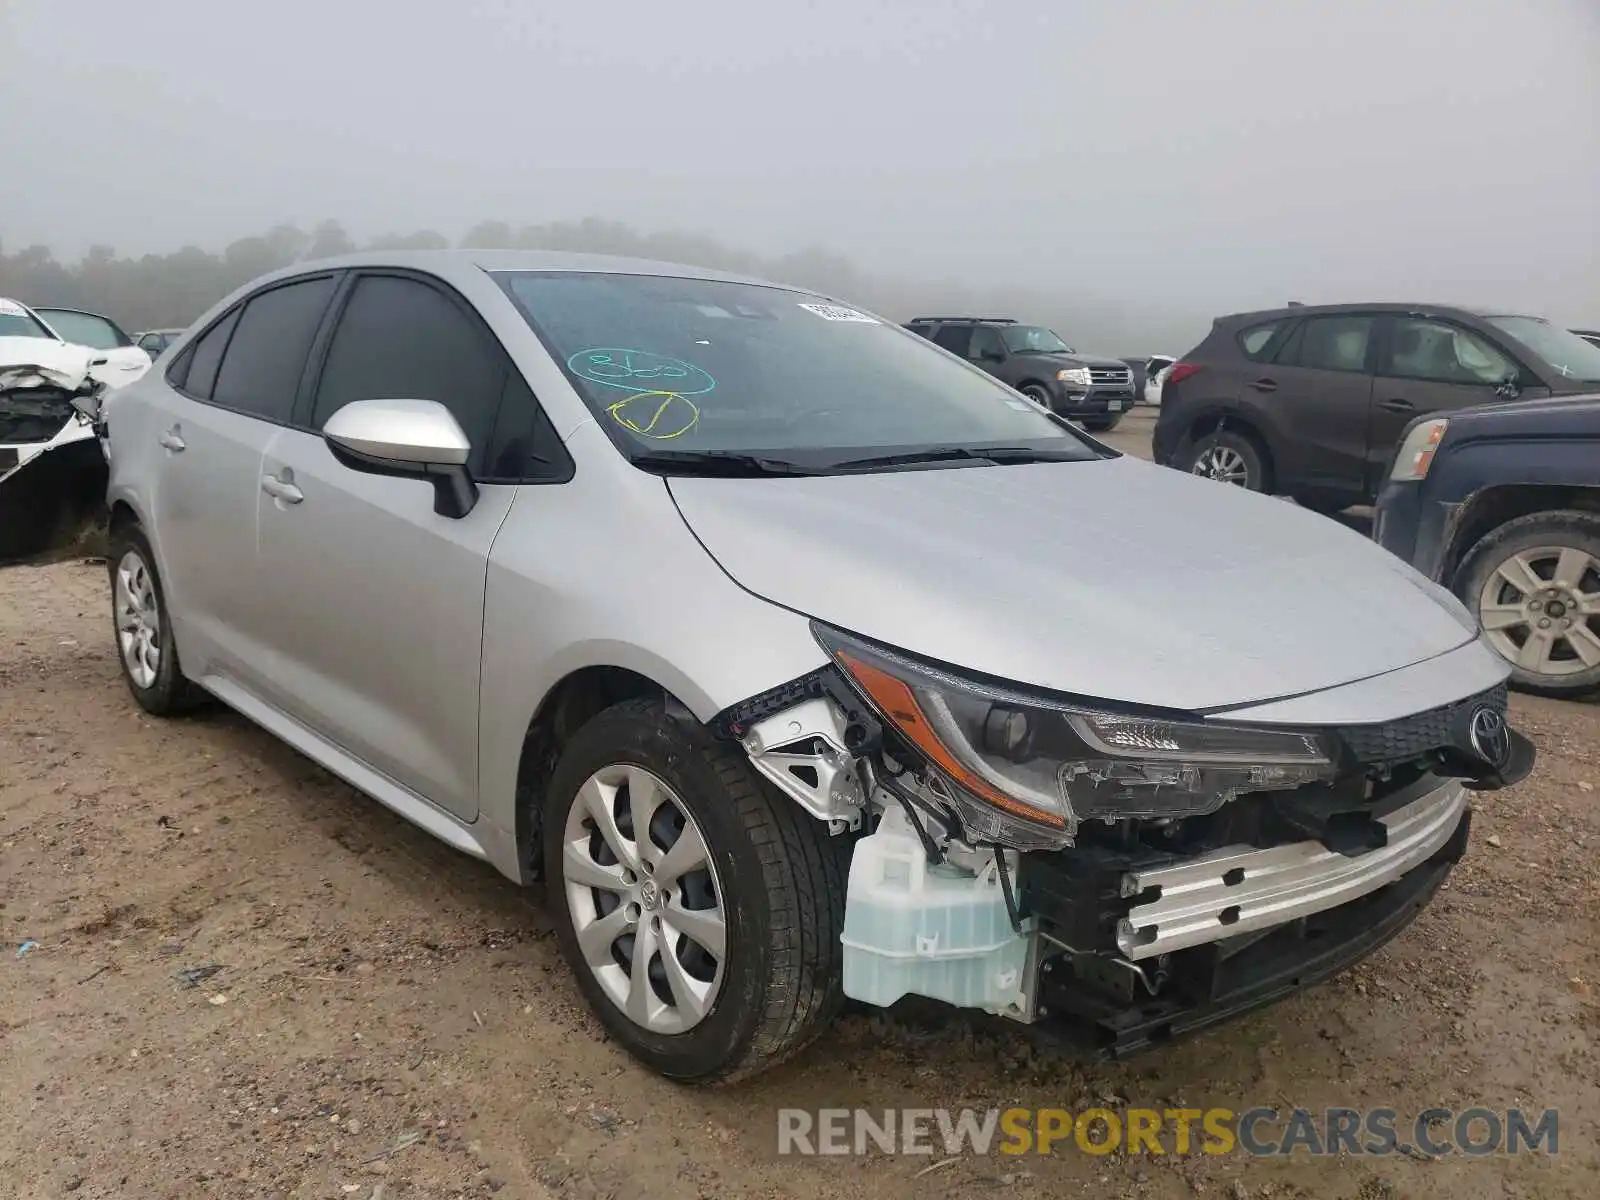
[1029,800,1472,1058]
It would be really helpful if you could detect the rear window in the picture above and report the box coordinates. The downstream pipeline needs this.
[1236,322,1279,359]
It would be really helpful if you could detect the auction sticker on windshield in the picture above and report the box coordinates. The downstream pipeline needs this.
[0,299,27,316]
[798,303,878,323]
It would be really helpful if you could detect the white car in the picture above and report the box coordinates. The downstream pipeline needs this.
[32,305,152,390]
[1,298,110,560]
[1141,354,1176,406]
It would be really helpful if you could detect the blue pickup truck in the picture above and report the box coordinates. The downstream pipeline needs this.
[1374,391,1600,699]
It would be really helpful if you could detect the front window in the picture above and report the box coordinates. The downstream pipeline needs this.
[0,299,57,340]
[1000,325,1073,354]
[497,273,1101,470]
[34,309,131,351]
[1487,316,1600,384]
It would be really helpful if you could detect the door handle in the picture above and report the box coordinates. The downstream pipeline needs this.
[1378,397,1417,413]
[1249,377,1278,392]
[158,428,185,452]
[261,475,304,504]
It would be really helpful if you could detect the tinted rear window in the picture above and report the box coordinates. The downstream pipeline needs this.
[1236,322,1279,359]
[211,277,335,421]
[178,308,241,399]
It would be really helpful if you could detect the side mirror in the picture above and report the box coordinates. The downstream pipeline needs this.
[322,398,479,519]
[980,349,1005,364]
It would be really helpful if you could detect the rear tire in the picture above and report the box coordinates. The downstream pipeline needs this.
[1180,428,1269,492]
[106,523,207,715]
[543,697,848,1083]
[1452,510,1600,699]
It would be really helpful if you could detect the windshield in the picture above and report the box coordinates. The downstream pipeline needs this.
[496,273,1100,468]
[0,299,56,340]
[1000,325,1073,354]
[35,309,130,351]
[1488,316,1600,384]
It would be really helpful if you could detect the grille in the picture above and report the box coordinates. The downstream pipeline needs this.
[1089,367,1133,387]
[1334,683,1508,766]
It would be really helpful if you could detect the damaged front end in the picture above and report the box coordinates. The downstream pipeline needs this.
[716,623,1535,1057]
[1,348,110,563]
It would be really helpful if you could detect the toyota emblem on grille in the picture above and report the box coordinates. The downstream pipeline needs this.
[1468,706,1510,769]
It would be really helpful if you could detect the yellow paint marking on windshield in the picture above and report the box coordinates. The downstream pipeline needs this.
[607,390,700,440]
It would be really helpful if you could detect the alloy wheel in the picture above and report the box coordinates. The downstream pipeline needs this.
[1477,545,1600,678]
[1192,445,1250,486]
[114,550,162,689]
[561,764,727,1035]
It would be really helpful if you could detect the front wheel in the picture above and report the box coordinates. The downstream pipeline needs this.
[1019,383,1055,412]
[1181,429,1268,492]
[543,698,848,1083]
[1452,510,1600,698]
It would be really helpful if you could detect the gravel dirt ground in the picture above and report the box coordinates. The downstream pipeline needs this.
[2,410,1596,1199]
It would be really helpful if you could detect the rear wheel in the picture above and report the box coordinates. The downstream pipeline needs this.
[1453,510,1600,698]
[1181,429,1269,492]
[543,697,848,1083]
[106,523,207,715]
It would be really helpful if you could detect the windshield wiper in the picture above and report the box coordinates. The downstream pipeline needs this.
[826,446,1090,471]
[627,449,823,477]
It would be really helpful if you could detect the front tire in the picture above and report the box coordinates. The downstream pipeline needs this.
[1452,510,1600,698]
[543,697,848,1083]
[1083,413,1124,432]
[1181,429,1269,492]
[106,523,207,715]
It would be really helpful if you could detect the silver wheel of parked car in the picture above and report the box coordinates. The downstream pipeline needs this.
[1191,444,1250,485]
[561,762,727,1035]
[1454,510,1600,699]
[1476,544,1600,680]
[114,549,162,690]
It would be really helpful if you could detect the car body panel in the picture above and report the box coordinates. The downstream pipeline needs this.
[667,453,1478,714]
[247,425,518,823]
[1374,392,1600,582]
[32,306,153,390]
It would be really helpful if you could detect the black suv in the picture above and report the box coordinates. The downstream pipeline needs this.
[1152,303,1600,513]
[1374,391,1600,699]
[904,317,1135,431]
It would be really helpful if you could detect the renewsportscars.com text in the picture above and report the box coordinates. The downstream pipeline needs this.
[776,1106,1559,1158]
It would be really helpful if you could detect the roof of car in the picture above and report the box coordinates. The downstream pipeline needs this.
[1218,301,1546,324]
[277,248,789,290]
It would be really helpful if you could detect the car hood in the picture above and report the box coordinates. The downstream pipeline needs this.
[0,336,92,392]
[667,456,1478,713]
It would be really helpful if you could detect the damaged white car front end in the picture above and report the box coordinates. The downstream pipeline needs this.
[1,331,110,562]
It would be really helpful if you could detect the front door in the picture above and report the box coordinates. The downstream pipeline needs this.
[1365,315,1548,494]
[251,271,521,821]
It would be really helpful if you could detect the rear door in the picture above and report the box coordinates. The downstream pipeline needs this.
[1251,313,1378,502]
[146,274,339,680]
[250,271,525,821]
[1366,315,1545,494]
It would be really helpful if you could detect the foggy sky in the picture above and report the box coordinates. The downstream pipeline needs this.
[2,0,1596,348]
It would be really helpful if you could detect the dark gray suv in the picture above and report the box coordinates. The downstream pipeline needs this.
[1153,303,1600,513]
[904,317,1135,431]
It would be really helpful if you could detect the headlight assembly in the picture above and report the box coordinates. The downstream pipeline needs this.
[1056,366,1092,388]
[813,624,1336,847]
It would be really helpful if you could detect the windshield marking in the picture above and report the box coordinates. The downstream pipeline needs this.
[568,347,717,395]
[607,390,701,440]
[796,302,877,323]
